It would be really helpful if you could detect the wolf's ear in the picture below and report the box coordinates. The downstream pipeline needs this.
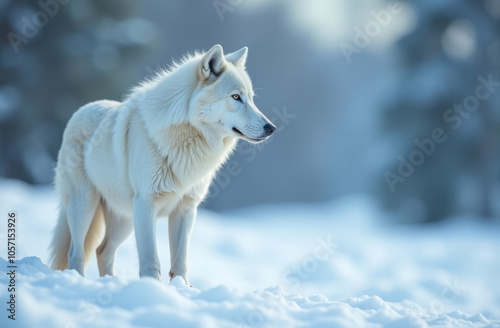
[225,46,248,67]
[200,44,227,80]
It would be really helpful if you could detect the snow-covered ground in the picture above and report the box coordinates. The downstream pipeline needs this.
[0,178,499,327]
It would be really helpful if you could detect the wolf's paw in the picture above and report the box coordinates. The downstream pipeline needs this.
[170,275,192,288]
[140,268,161,280]
[169,271,192,287]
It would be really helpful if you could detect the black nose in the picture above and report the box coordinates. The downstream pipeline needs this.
[263,123,276,136]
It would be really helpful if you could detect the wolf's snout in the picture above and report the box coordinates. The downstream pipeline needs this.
[263,123,276,136]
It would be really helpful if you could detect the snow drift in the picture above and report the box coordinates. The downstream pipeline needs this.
[0,178,499,327]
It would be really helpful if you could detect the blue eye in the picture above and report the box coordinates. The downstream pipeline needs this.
[231,94,242,102]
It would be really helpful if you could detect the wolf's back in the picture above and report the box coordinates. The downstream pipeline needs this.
[54,100,120,190]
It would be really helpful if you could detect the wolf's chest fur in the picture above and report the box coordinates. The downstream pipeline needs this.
[149,122,236,196]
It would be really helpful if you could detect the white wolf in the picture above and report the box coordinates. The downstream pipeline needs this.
[49,44,276,284]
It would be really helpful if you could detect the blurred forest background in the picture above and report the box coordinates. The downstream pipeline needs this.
[1,0,500,223]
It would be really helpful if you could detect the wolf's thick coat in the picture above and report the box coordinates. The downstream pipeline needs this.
[49,45,275,283]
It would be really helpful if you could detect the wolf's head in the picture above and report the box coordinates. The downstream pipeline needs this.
[190,44,276,144]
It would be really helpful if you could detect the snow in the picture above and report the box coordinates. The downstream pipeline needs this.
[0,178,499,328]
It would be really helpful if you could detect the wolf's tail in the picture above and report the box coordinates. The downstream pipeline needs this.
[49,203,104,271]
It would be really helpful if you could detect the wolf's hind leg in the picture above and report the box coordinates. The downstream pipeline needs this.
[96,204,134,277]
[66,185,100,275]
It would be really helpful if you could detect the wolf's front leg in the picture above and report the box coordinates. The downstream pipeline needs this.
[133,196,161,279]
[168,197,197,285]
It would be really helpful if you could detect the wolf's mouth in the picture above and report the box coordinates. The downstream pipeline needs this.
[232,127,266,143]
[232,127,244,136]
